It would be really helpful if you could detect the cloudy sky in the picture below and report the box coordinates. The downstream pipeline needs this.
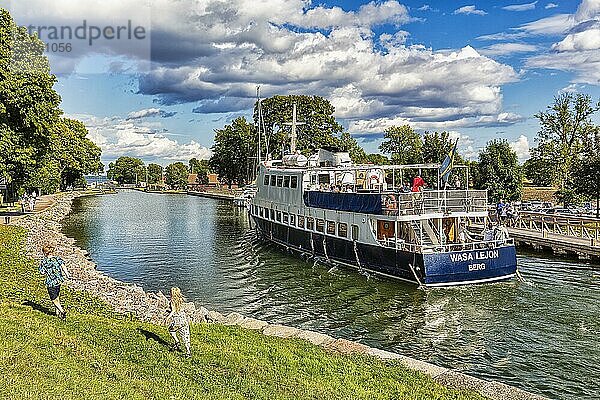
[4,0,600,166]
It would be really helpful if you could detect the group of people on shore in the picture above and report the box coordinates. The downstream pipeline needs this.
[20,191,38,213]
[496,199,519,225]
[38,245,192,357]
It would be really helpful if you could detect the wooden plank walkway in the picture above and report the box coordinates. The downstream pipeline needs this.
[507,227,600,259]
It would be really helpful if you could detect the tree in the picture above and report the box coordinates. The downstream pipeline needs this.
[523,150,554,187]
[253,95,366,160]
[189,158,209,185]
[147,163,163,185]
[0,9,102,194]
[365,153,389,165]
[571,126,600,213]
[210,117,256,188]
[475,139,523,202]
[338,131,367,164]
[379,125,423,165]
[52,118,102,189]
[107,157,144,184]
[165,162,189,189]
[532,93,600,189]
[423,131,456,164]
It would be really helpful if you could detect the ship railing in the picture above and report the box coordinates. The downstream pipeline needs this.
[382,190,488,216]
[379,238,514,253]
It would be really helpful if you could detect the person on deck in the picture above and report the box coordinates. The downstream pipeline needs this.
[165,287,191,357]
[411,175,425,192]
[39,245,70,320]
[496,200,506,222]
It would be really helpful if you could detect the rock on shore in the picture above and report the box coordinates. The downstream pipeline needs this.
[13,192,547,400]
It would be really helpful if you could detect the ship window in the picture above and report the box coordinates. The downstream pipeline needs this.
[351,225,359,241]
[283,213,289,224]
[276,211,282,222]
[298,216,305,228]
[307,217,314,230]
[327,221,335,235]
[338,223,348,237]
[318,174,330,185]
[290,176,298,189]
[263,175,269,186]
[283,176,290,188]
[316,219,325,233]
[270,209,275,220]
[277,176,283,187]
[270,175,276,186]
[310,175,317,185]
[290,214,296,226]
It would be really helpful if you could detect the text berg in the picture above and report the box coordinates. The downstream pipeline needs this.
[468,263,486,271]
[449,250,499,263]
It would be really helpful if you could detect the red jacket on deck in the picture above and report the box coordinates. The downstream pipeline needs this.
[411,176,425,192]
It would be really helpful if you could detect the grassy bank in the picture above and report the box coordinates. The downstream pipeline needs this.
[0,225,484,400]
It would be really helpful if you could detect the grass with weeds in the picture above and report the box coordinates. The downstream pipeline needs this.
[0,225,486,400]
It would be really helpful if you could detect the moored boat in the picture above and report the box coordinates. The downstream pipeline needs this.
[249,149,517,287]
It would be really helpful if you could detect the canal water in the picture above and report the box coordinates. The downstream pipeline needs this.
[62,191,600,400]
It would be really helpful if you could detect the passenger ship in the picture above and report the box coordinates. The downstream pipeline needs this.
[248,103,517,287]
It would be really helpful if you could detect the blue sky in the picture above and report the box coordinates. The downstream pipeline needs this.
[5,0,600,165]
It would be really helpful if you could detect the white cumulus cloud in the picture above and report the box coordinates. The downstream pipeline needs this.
[72,114,211,164]
[453,5,488,15]
[503,2,538,12]
[510,135,531,161]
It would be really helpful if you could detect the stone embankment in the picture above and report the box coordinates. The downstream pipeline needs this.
[13,192,547,400]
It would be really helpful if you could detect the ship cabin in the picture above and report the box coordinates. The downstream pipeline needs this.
[252,150,510,256]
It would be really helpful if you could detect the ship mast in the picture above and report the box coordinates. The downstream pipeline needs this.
[283,102,305,154]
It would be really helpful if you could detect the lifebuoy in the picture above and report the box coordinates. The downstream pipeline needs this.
[369,173,379,183]
[383,194,397,210]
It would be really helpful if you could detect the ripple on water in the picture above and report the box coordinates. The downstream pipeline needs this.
[61,191,600,400]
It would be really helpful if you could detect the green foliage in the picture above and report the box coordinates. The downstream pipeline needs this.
[365,153,390,165]
[338,131,367,164]
[531,93,600,189]
[423,131,458,164]
[571,130,600,212]
[379,125,423,165]
[147,163,163,185]
[189,158,209,185]
[0,9,101,193]
[210,117,256,188]
[254,95,344,155]
[107,157,145,185]
[475,139,523,202]
[0,224,485,400]
[53,118,102,189]
[522,150,554,187]
[165,162,189,189]
[24,159,60,195]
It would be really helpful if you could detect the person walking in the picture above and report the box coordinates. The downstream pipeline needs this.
[165,287,191,357]
[39,245,70,319]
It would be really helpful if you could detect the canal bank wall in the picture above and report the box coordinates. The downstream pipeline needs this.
[12,192,547,400]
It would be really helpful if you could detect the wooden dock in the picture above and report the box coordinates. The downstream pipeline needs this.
[507,212,600,261]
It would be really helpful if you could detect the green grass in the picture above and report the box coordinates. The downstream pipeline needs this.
[0,225,485,400]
